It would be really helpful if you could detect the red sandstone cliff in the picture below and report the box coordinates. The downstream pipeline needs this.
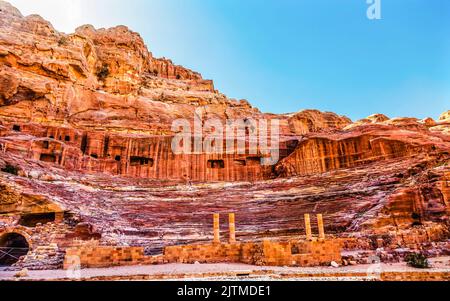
[0,1,448,256]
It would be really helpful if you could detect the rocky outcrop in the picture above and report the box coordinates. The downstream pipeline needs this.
[288,110,351,135]
[275,135,426,177]
[0,2,228,133]
[439,111,450,122]
[0,143,448,250]
[0,1,448,266]
[0,1,22,17]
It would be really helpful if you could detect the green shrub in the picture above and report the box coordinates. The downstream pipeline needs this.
[1,163,19,175]
[405,253,430,269]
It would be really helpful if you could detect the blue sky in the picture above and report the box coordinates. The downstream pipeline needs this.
[9,0,450,120]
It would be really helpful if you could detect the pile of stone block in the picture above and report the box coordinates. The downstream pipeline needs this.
[11,243,64,271]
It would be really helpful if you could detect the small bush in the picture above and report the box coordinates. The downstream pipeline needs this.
[96,64,110,81]
[1,163,19,175]
[405,253,430,269]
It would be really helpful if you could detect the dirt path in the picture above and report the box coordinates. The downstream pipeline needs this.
[1,257,449,281]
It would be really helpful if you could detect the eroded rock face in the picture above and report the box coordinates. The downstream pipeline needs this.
[0,1,448,260]
[440,111,450,121]
[0,1,22,17]
[276,135,423,177]
[288,110,352,135]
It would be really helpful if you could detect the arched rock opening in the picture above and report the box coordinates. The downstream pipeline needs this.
[0,233,30,266]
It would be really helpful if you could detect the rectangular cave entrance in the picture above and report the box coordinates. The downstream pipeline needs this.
[246,156,262,166]
[207,160,225,169]
[18,212,56,227]
[130,156,154,167]
[39,154,57,163]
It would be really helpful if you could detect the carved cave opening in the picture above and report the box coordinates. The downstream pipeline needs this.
[12,125,21,132]
[208,160,225,169]
[18,212,56,227]
[80,134,88,154]
[130,156,154,167]
[39,154,57,163]
[246,157,262,166]
[0,233,29,266]
[103,136,110,157]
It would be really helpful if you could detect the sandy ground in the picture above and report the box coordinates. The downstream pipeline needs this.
[0,257,449,281]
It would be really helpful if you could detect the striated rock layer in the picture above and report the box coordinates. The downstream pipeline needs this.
[0,1,449,268]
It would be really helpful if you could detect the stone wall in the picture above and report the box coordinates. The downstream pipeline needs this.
[164,239,341,267]
[341,224,449,251]
[63,238,342,270]
[14,244,65,270]
[64,245,162,269]
[263,239,342,267]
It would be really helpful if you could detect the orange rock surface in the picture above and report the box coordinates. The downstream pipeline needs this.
[0,1,448,269]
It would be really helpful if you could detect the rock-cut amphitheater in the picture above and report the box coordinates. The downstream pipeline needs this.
[0,1,448,277]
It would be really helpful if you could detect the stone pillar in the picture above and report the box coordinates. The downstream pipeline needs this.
[213,213,220,244]
[317,214,325,240]
[229,213,236,244]
[304,214,312,240]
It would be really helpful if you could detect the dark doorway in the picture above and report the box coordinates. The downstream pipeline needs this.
[0,233,29,266]
[80,134,88,154]
[130,156,154,167]
[40,154,57,163]
[18,212,56,227]
[207,160,225,169]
